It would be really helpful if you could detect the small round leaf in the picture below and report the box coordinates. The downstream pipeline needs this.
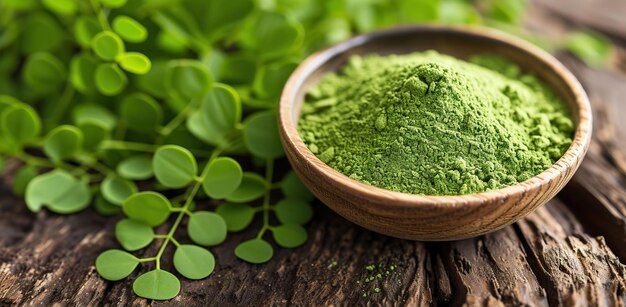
[79,121,109,151]
[96,249,139,281]
[272,224,308,248]
[187,211,227,246]
[173,245,215,280]
[23,52,66,93]
[198,84,242,147]
[120,93,162,132]
[70,53,99,94]
[153,145,197,188]
[281,171,314,201]
[1,105,41,144]
[74,16,101,48]
[42,0,77,16]
[25,170,90,214]
[72,103,116,130]
[225,172,267,203]
[123,192,171,226]
[101,174,138,206]
[274,198,313,225]
[43,125,83,161]
[112,15,147,43]
[165,60,213,102]
[235,239,273,264]
[92,31,125,61]
[203,157,242,199]
[243,111,283,159]
[215,203,255,232]
[117,155,153,180]
[117,52,152,75]
[95,63,127,96]
[133,269,180,300]
[116,219,154,251]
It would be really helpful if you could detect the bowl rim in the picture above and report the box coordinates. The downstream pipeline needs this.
[278,24,592,210]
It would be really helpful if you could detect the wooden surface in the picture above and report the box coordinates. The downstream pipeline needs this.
[279,24,592,241]
[2,0,626,305]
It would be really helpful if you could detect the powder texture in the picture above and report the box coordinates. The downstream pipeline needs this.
[297,51,574,195]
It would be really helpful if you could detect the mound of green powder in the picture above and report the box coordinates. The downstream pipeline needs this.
[298,51,574,195]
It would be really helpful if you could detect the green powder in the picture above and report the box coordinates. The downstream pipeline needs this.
[298,51,574,195]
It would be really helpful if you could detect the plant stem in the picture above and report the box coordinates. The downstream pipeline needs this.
[90,0,111,30]
[256,159,274,239]
[156,99,198,144]
[154,149,221,270]
[99,140,215,158]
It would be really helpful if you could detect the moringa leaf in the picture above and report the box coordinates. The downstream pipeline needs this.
[101,174,138,206]
[243,111,284,159]
[123,191,171,226]
[187,211,227,246]
[153,145,197,188]
[215,202,255,232]
[92,31,125,61]
[202,157,243,199]
[133,269,180,300]
[43,125,83,162]
[96,249,139,281]
[95,63,128,96]
[235,239,273,264]
[272,224,307,248]
[173,245,215,280]
[115,219,154,251]
[120,93,163,132]
[225,172,267,203]
[113,16,148,43]
[25,170,90,214]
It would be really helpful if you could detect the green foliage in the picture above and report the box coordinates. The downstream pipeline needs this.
[133,270,180,300]
[173,245,215,279]
[235,239,274,264]
[0,0,613,301]
[25,170,90,213]
[123,192,171,226]
[96,249,139,281]
[153,145,197,188]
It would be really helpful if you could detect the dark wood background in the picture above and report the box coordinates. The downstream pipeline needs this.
[2,0,626,305]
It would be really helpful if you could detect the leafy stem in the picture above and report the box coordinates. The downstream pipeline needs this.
[156,98,199,144]
[90,0,111,30]
[154,148,221,270]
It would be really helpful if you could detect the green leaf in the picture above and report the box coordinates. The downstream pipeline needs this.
[1,105,41,144]
[12,165,38,196]
[74,16,101,48]
[202,157,243,199]
[117,155,153,180]
[217,53,257,84]
[94,194,121,215]
[20,13,63,53]
[396,0,439,22]
[272,224,307,248]
[96,249,139,281]
[566,31,613,68]
[235,239,273,264]
[196,84,242,148]
[133,270,180,300]
[243,111,284,159]
[123,191,171,226]
[225,172,268,203]
[25,170,90,213]
[116,219,154,251]
[100,0,127,8]
[165,60,213,103]
[72,103,116,130]
[253,61,297,99]
[488,0,527,25]
[92,31,125,61]
[187,211,227,246]
[137,61,168,99]
[79,121,109,151]
[113,15,148,43]
[101,174,138,206]
[117,52,152,75]
[281,171,314,201]
[173,245,215,280]
[43,125,83,161]
[23,52,66,93]
[195,0,254,39]
[120,93,162,132]
[274,198,313,225]
[245,12,304,60]
[42,0,77,16]
[95,63,128,96]
[70,53,99,94]
[215,203,255,232]
[153,145,197,188]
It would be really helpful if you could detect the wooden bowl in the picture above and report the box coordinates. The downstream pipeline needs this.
[278,25,592,241]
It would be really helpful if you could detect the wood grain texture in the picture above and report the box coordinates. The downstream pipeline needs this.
[2,2,626,306]
[279,25,592,240]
